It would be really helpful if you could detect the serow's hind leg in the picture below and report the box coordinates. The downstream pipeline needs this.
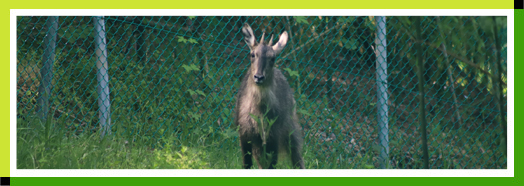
[265,142,279,169]
[290,135,305,169]
[241,139,253,169]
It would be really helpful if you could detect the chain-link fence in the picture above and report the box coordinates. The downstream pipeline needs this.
[16,16,507,169]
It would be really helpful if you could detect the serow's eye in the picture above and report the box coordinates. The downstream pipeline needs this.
[251,53,255,58]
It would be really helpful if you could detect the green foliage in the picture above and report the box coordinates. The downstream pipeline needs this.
[293,16,309,25]
[249,110,277,146]
[340,38,359,50]
[283,67,299,78]
[153,145,208,169]
[182,64,200,72]
[16,16,506,169]
[177,36,198,44]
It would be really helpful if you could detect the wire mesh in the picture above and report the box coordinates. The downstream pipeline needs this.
[16,16,507,169]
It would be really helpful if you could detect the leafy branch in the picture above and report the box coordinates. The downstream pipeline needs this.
[277,23,342,64]
[398,24,506,86]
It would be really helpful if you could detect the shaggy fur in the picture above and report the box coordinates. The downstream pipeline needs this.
[234,23,304,169]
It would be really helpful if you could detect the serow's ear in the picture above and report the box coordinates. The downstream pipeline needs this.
[242,23,256,50]
[272,31,288,54]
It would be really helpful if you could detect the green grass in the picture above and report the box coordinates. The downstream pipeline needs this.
[17,113,506,169]
[17,115,234,169]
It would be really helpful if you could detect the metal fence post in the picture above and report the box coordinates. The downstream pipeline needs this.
[93,16,111,137]
[37,16,59,120]
[375,16,389,169]
[492,17,507,157]
[415,16,429,169]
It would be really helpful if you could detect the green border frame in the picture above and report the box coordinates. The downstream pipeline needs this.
[514,8,522,179]
[1,7,11,178]
[4,0,518,185]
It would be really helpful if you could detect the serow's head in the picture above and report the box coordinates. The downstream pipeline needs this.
[242,23,288,86]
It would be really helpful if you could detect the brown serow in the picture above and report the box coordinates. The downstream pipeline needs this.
[234,23,305,169]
